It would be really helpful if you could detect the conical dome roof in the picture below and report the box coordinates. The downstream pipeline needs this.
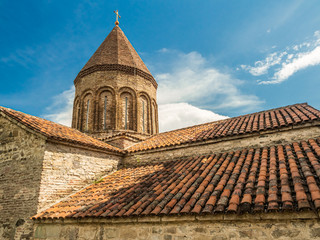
[75,25,156,87]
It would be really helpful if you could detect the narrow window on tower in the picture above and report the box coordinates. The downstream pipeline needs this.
[142,101,145,133]
[125,97,128,130]
[103,96,107,130]
[77,107,80,129]
[86,99,90,131]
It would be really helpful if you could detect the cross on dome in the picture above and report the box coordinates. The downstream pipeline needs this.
[114,10,121,25]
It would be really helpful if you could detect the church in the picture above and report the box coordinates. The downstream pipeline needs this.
[1,14,320,240]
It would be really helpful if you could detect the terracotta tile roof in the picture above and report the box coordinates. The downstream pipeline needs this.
[128,103,320,153]
[34,138,320,219]
[0,106,122,153]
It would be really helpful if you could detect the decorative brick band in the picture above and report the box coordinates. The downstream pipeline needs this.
[74,64,158,89]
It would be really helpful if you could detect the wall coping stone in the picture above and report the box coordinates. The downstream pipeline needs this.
[33,211,320,225]
[0,111,47,141]
[74,64,158,89]
[46,139,124,156]
[1,111,124,156]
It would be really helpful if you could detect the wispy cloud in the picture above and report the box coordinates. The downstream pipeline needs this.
[156,50,262,111]
[240,52,287,76]
[43,86,74,126]
[241,30,320,84]
[0,47,36,67]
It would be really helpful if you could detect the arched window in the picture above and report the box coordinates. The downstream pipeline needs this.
[140,95,149,133]
[142,100,145,132]
[73,99,80,130]
[125,97,128,129]
[152,102,157,134]
[82,94,92,131]
[85,99,90,131]
[76,105,81,129]
[103,96,107,129]
[121,92,133,130]
[98,90,115,130]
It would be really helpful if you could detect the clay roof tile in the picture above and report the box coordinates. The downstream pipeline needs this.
[0,106,122,153]
[33,137,320,219]
[128,103,320,153]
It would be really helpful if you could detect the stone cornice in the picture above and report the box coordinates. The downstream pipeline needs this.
[74,64,158,89]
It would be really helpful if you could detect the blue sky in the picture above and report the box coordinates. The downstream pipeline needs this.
[1,0,320,131]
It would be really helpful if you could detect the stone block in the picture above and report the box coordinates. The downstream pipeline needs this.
[45,225,60,239]
[34,225,46,239]
[119,227,138,239]
[78,225,99,240]
[103,228,118,238]
[271,228,300,238]
[310,227,320,238]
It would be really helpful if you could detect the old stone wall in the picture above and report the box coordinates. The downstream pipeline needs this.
[33,213,320,240]
[38,142,121,212]
[0,115,123,240]
[124,125,320,166]
[0,115,46,240]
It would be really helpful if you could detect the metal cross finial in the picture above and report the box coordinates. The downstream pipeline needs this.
[114,10,121,25]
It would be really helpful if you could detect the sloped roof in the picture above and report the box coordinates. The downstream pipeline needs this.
[78,25,152,77]
[128,103,320,152]
[33,138,320,219]
[0,106,122,153]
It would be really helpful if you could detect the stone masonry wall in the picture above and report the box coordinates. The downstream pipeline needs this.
[124,125,320,166]
[0,115,46,240]
[38,142,121,212]
[33,213,320,240]
[0,114,123,240]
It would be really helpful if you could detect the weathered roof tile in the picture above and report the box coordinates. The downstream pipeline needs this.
[129,103,320,153]
[0,106,122,153]
[33,138,320,219]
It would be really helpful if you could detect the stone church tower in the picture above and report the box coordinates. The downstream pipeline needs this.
[71,21,158,144]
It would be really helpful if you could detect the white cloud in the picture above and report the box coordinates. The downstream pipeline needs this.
[241,51,287,76]
[261,46,320,84]
[157,48,169,53]
[242,30,320,84]
[157,51,262,110]
[159,103,228,132]
[43,86,74,126]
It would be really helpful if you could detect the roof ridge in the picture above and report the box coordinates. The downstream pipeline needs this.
[0,106,123,153]
[117,26,137,69]
[0,106,70,129]
[115,26,119,65]
[155,102,309,136]
[128,102,319,153]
